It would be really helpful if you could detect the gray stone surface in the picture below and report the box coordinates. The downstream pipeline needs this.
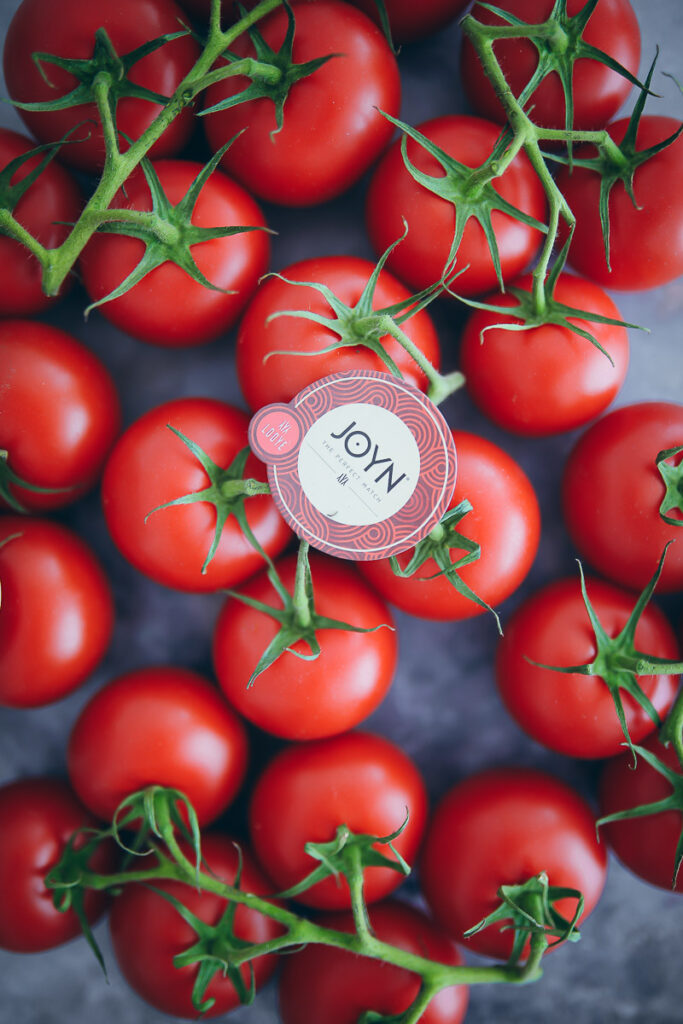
[1,1,682,1022]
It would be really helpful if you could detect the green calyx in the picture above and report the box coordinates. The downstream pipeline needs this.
[0,449,74,513]
[597,741,683,889]
[145,427,271,575]
[526,545,683,765]
[0,132,77,215]
[13,27,188,117]
[83,136,269,316]
[229,539,394,686]
[656,446,683,526]
[389,500,502,634]
[201,1,339,137]
[380,111,548,290]
[476,0,648,140]
[264,225,465,406]
[545,50,683,268]
[465,871,583,974]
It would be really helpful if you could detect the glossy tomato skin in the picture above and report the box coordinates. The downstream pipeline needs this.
[461,0,640,132]
[0,778,115,953]
[249,731,428,909]
[359,430,540,620]
[366,115,546,295]
[213,553,397,740]
[80,161,269,346]
[0,129,81,314]
[279,900,469,1024]
[562,402,683,593]
[110,834,281,1017]
[236,256,442,410]
[67,666,248,826]
[0,517,113,708]
[350,0,470,43]
[496,577,680,759]
[599,735,683,893]
[203,1,400,206]
[3,0,199,173]
[102,397,290,593]
[420,768,607,959]
[0,321,120,511]
[557,116,683,290]
[460,274,629,436]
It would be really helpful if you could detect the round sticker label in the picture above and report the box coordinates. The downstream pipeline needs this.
[248,371,456,561]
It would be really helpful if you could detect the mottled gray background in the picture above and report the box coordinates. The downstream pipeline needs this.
[1,0,682,1022]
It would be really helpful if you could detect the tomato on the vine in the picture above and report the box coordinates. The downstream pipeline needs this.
[67,666,248,826]
[0,778,115,953]
[0,129,81,315]
[249,731,428,909]
[202,0,400,206]
[496,576,679,759]
[79,160,269,346]
[562,402,683,593]
[0,320,120,511]
[365,115,546,295]
[3,0,199,173]
[110,834,282,1018]
[557,115,683,290]
[420,768,607,959]
[213,552,397,740]
[279,900,469,1024]
[359,430,540,621]
[0,517,113,708]
[599,735,683,893]
[102,397,290,593]
[460,274,629,436]
[236,256,442,410]
[461,0,640,132]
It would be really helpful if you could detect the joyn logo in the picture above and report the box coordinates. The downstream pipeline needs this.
[329,420,407,494]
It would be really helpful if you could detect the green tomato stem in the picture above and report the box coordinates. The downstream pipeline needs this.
[293,539,312,629]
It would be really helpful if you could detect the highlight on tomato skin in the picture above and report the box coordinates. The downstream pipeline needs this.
[0,778,116,954]
[110,834,282,1019]
[420,768,608,961]
[279,900,469,1024]
[67,666,249,827]
[249,730,428,910]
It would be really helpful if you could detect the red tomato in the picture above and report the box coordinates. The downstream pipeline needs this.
[279,900,469,1024]
[496,576,680,759]
[213,553,397,740]
[3,0,199,173]
[461,0,640,132]
[110,834,281,1017]
[460,274,629,436]
[236,256,442,410]
[203,1,400,206]
[420,768,607,959]
[359,430,540,620]
[249,731,428,909]
[0,778,115,953]
[350,0,470,43]
[599,735,683,893]
[102,398,290,593]
[0,320,120,511]
[80,160,269,346]
[0,516,113,708]
[365,115,546,295]
[562,402,683,593]
[67,666,248,826]
[557,115,683,290]
[0,128,81,315]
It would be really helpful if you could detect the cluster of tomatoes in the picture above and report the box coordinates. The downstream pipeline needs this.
[0,0,682,1022]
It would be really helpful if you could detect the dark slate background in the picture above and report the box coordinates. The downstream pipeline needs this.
[1,1,682,1021]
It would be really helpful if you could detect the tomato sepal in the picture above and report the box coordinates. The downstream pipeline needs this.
[0,448,76,513]
[655,446,683,527]
[525,547,683,764]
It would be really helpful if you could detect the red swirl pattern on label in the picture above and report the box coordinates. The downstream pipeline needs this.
[248,371,456,561]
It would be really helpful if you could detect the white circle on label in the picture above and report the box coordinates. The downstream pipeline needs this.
[297,402,420,526]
